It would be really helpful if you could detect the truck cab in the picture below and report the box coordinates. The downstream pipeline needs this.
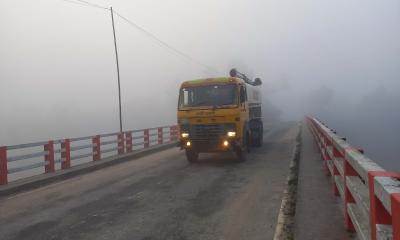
[177,69,263,162]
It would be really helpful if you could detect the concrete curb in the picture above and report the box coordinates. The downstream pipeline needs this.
[273,123,302,240]
[0,142,177,198]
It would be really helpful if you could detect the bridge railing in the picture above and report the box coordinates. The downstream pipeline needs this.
[306,116,400,240]
[0,125,178,185]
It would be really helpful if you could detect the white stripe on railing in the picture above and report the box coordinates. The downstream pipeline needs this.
[307,116,400,240]
[0,125,178,185]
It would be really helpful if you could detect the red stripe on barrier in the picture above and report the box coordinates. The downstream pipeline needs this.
[169,126,175,142]
[92,135,101,161]
[344,156,358,231]
[44,141,55,173]
[61,139,71,169]
[126,132,132,153]
[332,147,343,197]
[368,171,400,240]
[158,128,163,144]
[392,193,400,240]
[0,146,8,185]
[144,129,149,148]
[118,133,125,154]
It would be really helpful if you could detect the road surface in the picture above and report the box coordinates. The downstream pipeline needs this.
[0,122,299,240]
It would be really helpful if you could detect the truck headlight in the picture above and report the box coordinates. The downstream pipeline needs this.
[181,133,189,138]
[227,131,236,137]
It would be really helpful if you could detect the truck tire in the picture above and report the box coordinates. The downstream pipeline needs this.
[186,149,198,163]
[253,129,263,147]
[249,120,263,148]
[235,133,248,162]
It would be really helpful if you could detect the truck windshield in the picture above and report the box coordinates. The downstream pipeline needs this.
[179,84,238,109]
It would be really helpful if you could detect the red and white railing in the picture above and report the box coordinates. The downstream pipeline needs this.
[0,125,178,185]
[306,116,400,240]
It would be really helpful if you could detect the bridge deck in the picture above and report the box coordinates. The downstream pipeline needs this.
[295,124,355,239]
[0,122,356,240]
[0,123,297,240]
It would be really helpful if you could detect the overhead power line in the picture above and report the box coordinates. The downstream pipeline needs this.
[59,0,108,10]
[58,0,220,74]
[75,0,108,9]
[74,0,108,9]
[59,0,96,8]
[113,10,219,74]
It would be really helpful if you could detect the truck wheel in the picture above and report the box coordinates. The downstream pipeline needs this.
[186,149,198,163]
[235,134,248,162]
[254,130,263,147]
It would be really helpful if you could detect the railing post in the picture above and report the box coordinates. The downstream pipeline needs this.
[392,193,400,240]
[368,171,400,240]
[61,139,71,169]
[318,131,329,175]
[126,132,132,153]
[332,147,342,196]
[144,129,149,148]
[324,136,332,176]
[332,165,340,196]
[92,135,101,161]
[0,146,8,185]
[169,126,175,142]
[343,150,358,231]
[158,127,163,144]
[175,126,180,140]
[316,127,323,153]
[44,141,55,173]
[118,133,125,154]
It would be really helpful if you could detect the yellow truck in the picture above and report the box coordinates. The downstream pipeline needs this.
[177,69,263,162]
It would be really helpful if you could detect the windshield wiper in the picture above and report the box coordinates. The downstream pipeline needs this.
[213,102,234,109]
[191,101,209,106]
[212,105,222,109]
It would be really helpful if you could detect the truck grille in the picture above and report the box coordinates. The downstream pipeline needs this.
[189,124,233,140]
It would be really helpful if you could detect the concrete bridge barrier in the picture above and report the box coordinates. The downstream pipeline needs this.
[0,125,178,185]
[307,116,400,240]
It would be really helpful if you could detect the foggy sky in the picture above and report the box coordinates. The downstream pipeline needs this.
[1,0,399,169]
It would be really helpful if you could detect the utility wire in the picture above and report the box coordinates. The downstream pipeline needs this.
[59,0,94,8]
[59,0,108,10]
[59,0,220,74]
[113,10,220,74]
[74,0,108,10]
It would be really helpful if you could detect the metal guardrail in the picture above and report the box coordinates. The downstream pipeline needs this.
[306,116,400,240]
[0,125,179,185]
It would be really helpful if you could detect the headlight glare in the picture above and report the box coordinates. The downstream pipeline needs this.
[181,133,189,138]
[227,131,236,137]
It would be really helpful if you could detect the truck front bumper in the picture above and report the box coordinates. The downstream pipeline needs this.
[178,139,240,152]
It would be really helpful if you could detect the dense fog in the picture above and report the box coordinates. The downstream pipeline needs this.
[1,0,399,170]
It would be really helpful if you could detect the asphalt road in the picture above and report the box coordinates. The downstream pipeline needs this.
[0,122,299,240]
[294,124,355,240]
